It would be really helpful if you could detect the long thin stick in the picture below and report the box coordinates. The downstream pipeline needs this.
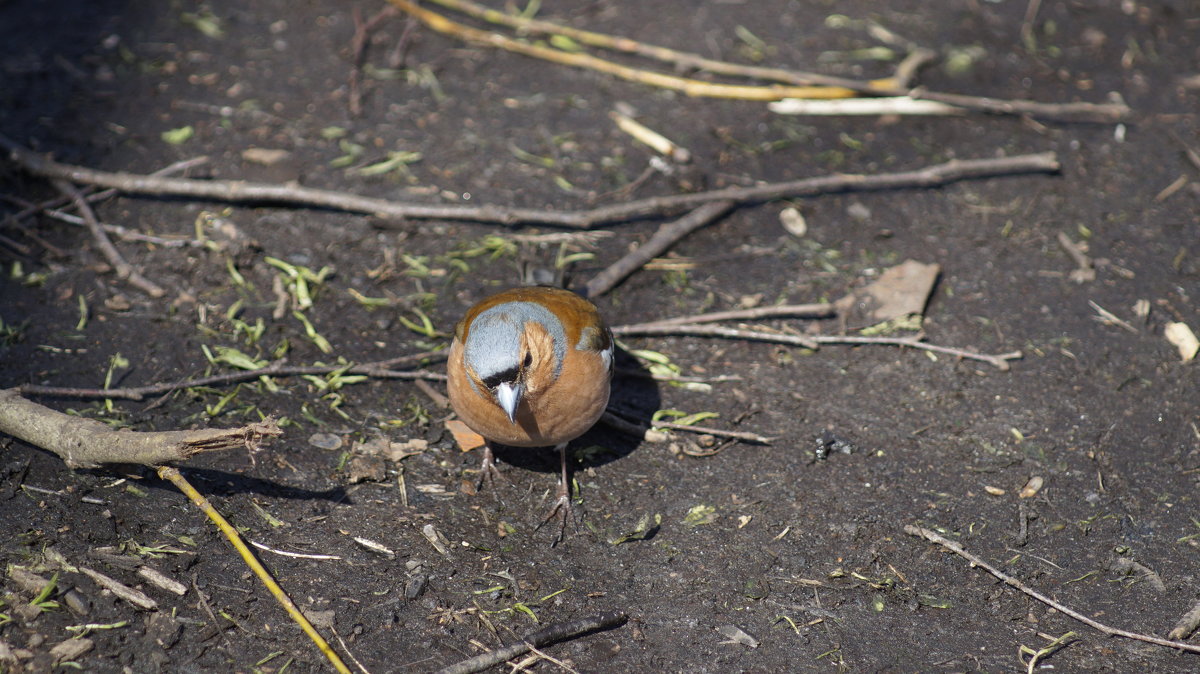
[158,466,352,673]
[407,0,1130,122]
[433,611,627,674]
[387,0,851,101]
[616,303,835,329]
[613,323,1022,370]
[17,351,446,401]
[614,323,819,349]
[2,136,1060,229]
[426,0,893,91]
[904,525,1200,654]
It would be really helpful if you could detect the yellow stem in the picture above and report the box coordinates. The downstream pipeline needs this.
[157,466,351,674]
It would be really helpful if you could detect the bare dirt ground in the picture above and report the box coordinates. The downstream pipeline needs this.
[2,1,1199,672]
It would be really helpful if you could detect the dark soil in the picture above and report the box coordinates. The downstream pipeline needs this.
[2,1,1199,672]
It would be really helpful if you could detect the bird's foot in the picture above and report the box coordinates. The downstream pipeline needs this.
[474,443,508,492]
[534,444,577,546]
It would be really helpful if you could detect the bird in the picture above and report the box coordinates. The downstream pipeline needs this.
[446,286,613,539]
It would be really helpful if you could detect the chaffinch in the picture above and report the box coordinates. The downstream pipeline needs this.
[447,286,613,536]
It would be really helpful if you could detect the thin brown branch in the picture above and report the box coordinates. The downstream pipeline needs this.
[2,135,1061,229]
[17,351,448,401]
[809,334,1023,370]
[616,303,835,329]
[348,5,399,117]
[649,420,774,445]
[0,389,281,468]
[599,411,670,443]
[51,179,166,297]
[904,524,1200,654]
[433,611,627,674]
[585,200,735,298]
[613,324,1021,370]
[614,323,819,349]
[1,155,208,230]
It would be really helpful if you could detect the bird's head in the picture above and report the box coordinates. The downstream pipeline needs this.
[459,301,565,424]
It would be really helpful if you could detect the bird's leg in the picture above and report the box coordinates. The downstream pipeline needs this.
[476,440,507,491]
[536,443,576,545]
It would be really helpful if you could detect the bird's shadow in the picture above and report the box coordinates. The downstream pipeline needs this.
[490,345,661,475]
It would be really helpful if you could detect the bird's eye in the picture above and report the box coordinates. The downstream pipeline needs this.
[522,352,533,368]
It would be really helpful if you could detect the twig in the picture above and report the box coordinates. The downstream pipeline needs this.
[1168,599,1200,640]
[648,419,774,445]
[904,524,1200,654]
[615,303,834,329]
[79,567,157,610]
[1056,231,1095,283]
[348,5,399,117]
[17,351,447,401]
[158,466,352,674]
[433,611,627,674]
[600,411,670,443]
[0,389,281,468]
[614,323,818,349]
[425,0,883,92]
[2,136,1061,229]
[414,378,451,408]
[406,0,1130,121]
[1,155,208,230]
[810,334,1023,371]
[613,324,1022,370]
[388,0,858,101]
[584,200,735,298]
[42,208,205,248]
[769,96,964,116]
[1088,300,1137,334]
[249,540,342,561]
[51,179,166,297]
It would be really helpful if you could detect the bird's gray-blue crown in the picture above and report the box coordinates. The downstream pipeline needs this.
[464,301,566,386]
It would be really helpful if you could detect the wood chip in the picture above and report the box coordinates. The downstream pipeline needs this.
[1165,322,1199,362]
[779,207,807,238]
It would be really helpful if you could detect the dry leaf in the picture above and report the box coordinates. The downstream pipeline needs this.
[835,260,941,327]
[445,419,486,451]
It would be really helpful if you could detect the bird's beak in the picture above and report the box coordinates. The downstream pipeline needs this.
[495,381,523,424]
